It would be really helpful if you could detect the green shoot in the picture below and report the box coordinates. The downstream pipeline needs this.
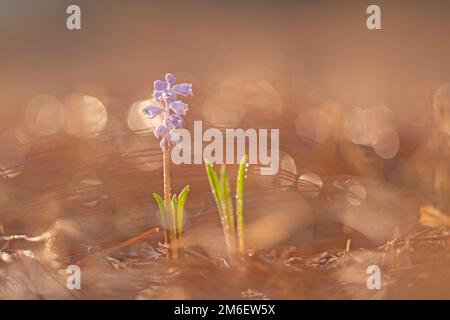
[205,161,232,253]
[176,185,190,239]
[205,155,248,258]
[236,155,247,253]
[153,185,190,258]
[153,193,168,230]
[221,165,236,250]
[170,194,178,243]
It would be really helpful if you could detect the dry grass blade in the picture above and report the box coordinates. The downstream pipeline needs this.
[420,205,450,228]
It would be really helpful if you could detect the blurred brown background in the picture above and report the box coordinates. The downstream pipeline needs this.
[0,0,449,249]
[1,0,450,119]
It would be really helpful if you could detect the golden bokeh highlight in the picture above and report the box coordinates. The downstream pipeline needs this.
[63,95,108,138]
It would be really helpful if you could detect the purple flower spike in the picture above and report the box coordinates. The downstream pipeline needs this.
[143,106,164,119]
[144,73,193,149]
[165,73,176,85]
[168,114,183,128]
[169,101,188,115]
[154,80,168,91]
[172,83,193,96]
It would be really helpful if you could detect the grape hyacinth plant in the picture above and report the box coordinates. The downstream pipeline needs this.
[143,73,192,259]
[205,155,248,260]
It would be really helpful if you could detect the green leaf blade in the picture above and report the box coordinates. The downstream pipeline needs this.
[153,193,168,230]
[220,165,235,249]
[170,194,178,239]
[205,161,224,217]
[205,160,232,254]
[176,185,190,239]
[236,155,248,254]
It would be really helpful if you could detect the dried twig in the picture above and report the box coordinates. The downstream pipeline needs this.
[0,222,60,242]
[77,226,160,265]
[378,233,450,250]
[100,226,160,256]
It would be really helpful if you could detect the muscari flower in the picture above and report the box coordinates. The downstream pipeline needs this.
[143,73,192,148]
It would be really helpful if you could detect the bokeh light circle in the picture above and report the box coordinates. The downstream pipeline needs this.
[64,95,108,138]
[25,94,64,137]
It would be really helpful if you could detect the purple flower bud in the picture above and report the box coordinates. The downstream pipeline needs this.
[164,90,177,103]
[169,101,188,115]
[153,90,164,102]
[172,83,193,96]
[154,124,168,138]
[165,73,176,85]
[154,80,168,91]
[163,118,174,130]
[168,114,183,128]
[143,106,164,119]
